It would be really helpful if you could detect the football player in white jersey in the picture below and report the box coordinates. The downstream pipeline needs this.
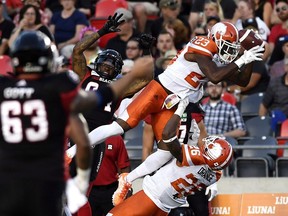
[66,21,263,205]
[106,98,233,216]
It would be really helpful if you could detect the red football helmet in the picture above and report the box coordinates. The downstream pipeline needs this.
[201,136,233,171]
[208,22,240,64]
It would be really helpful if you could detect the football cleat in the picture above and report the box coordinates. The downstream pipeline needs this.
[112,173,132,206]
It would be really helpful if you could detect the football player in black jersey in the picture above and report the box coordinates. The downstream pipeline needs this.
[68,13,154,215]
[0,31,93,216]
[0,29,154,216]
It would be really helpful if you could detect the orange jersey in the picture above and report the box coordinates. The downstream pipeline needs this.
[142,144,222,212]
[158,36,218,103]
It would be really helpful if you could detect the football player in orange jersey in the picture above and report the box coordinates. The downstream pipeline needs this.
[66,21,264,205]
[107,98,233,216]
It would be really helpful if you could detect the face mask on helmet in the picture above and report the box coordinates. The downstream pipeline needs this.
[208,22,240,64]
[94,49,123,80]
[10,31,57,75]
[201,136,233,171]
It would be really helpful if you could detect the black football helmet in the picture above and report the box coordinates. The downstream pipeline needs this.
[10,31,57,75]
[94,49,123,79]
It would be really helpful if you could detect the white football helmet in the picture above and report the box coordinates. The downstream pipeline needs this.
[201,136,233,171]
[208,22,241,64]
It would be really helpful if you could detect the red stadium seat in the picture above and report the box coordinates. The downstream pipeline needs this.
[0,55,13,76]
[94,0,128,18]
[277,119,288,157]
[90,18,117,49]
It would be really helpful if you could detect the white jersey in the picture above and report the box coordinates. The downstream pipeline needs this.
[158,36,218,103]
[142,144,222,213]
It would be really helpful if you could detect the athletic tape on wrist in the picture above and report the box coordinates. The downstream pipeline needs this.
[162,135,178,143]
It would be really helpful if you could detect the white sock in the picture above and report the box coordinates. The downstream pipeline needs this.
[126,149,172,183]
[89,121,124,147]
[66,121,124,158]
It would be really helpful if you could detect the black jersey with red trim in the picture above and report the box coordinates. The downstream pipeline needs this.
[0,71,79,182]
[178,103,205,144]
[80,70,119,131]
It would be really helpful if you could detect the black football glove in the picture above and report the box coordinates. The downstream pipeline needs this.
[138,33,155,49]
[98,13,125,37]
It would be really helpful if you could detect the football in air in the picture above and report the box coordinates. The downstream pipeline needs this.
[238,29,265,51]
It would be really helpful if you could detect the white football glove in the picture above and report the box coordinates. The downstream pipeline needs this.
[205,183,218,201]
[65,168,91,213]
[187,119,200,146]
[65,179,88,214]
[174,97,189,117]
[234,45,264,68]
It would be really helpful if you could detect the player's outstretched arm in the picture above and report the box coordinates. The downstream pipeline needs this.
[112,55,154,98]
[72,13,125,80]
[186,45,264,87]
[162,98,189,162]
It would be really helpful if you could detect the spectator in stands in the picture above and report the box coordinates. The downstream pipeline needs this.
[8,4,54,48]
[150,0,190,42]
[0,2,15,55]
[105,8,140,59]
[155,49,177,75]
[127,0,159,33]
[259,60,288,117]
[268,0,288,64]
[203,81,246,138]
[79,26,102,65]
[233,0,270,42]
[193,15,221,37]
[254,0,273,28]
[154,30,176,60]
[50,0,88,58]
[125,37,143,61]
[270,35,288,78]
[193,0,224,37]
[13,0,52,26]
[163,18,190,50]
[189,0,236,32]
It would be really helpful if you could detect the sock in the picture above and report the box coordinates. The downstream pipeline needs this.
[89,121,124,147]
[126,149,172,183]
[66,121,124,158]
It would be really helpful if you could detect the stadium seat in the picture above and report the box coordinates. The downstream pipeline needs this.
[275,157,288,177]
[238,136,278,176]
[94,0,128,18]
[276,119,288,157]
[0,55,13,76]
[245,116,273,137]
[235,157,269,177]
[240,92,264,121]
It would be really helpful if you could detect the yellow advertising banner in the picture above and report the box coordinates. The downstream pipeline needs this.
[211,193,288,216]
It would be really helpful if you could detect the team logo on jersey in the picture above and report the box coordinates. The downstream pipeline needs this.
[107,144,113,150]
